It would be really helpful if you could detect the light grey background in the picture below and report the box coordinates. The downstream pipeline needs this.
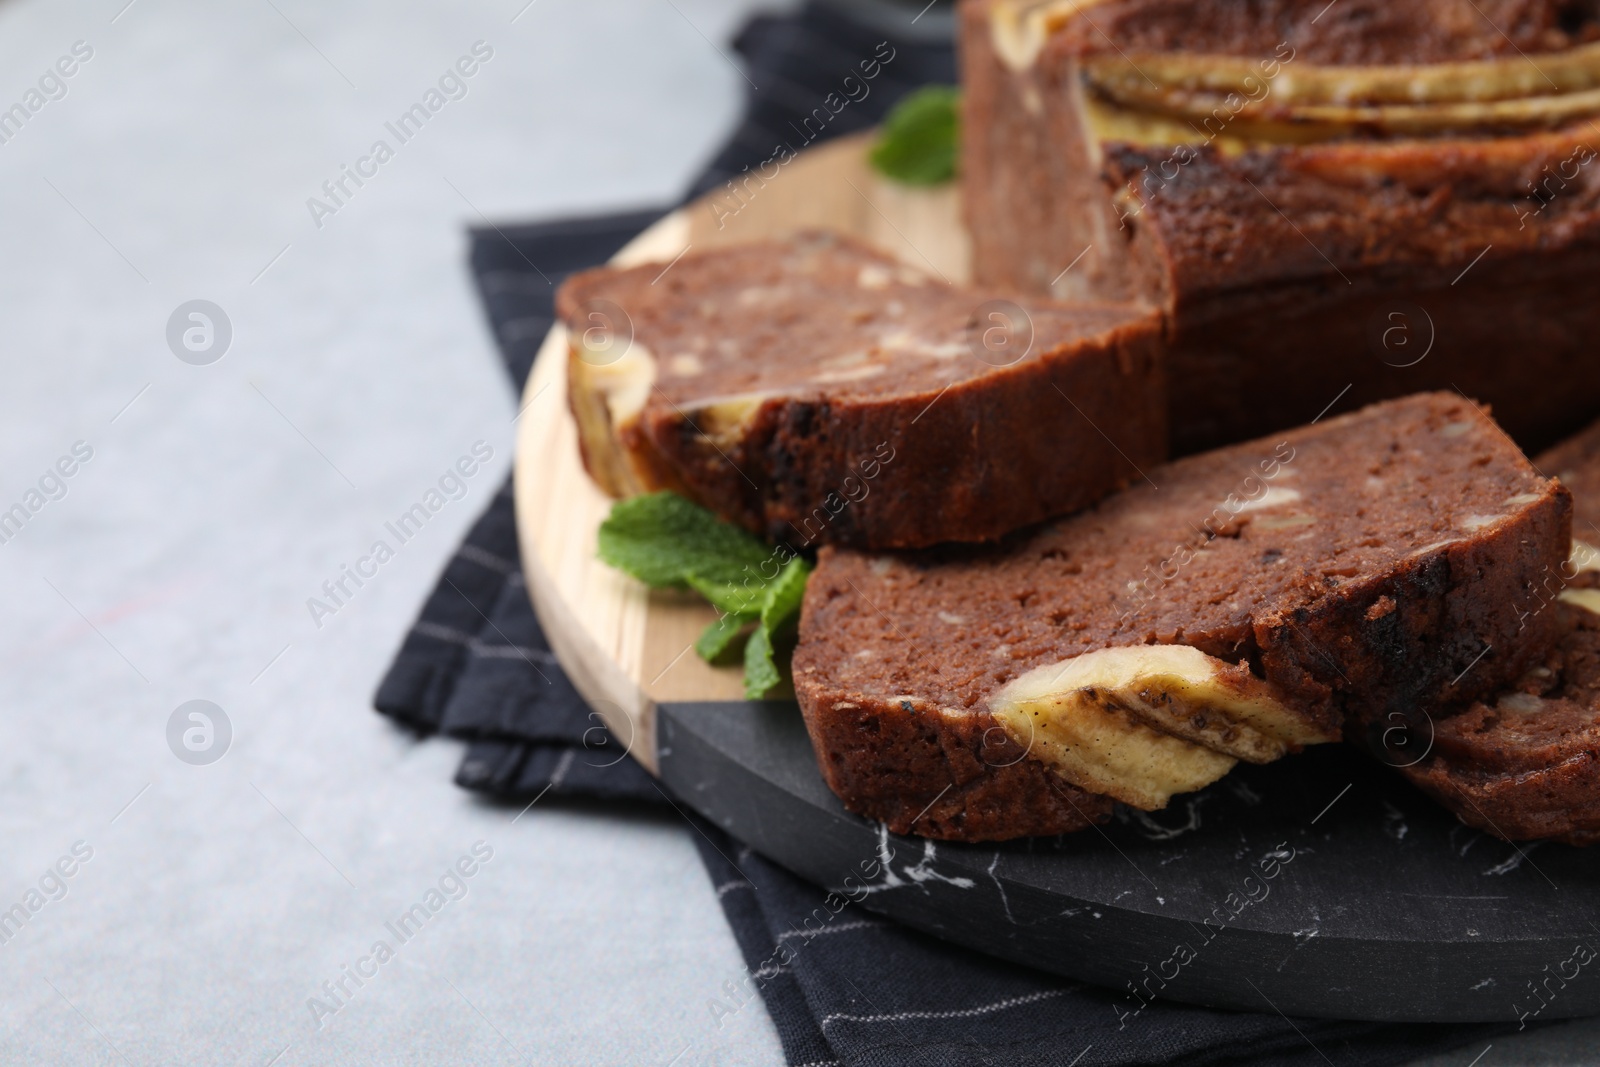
[0,0,789,1063]
[0,0,1597,1064]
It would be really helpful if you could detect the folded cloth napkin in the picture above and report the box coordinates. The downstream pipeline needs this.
[375,4,1519,1063]
[374,206,667,805]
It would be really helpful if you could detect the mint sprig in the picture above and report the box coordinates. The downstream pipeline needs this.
[694,613,749,662]
[597,492,811,698]
[597,492,771,588]
[743,555,810,698]
[869,85,961,186]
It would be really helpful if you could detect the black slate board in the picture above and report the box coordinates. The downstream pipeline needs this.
[657,700,1600,1024]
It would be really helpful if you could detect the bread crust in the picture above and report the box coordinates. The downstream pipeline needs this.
[1103,135,1600,452]
[1402,601,1600,846]
[1406,692,1600,846]
[1032,0,1600,66]
[1396,418,1600,845]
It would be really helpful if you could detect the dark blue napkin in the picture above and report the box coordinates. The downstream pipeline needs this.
[374,4,1517,1063]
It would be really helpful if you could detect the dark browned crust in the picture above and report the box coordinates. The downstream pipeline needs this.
[959,0,1600,454]
[1395,420,1600,845]
[637,320,1165,549]
[1107,132,1600,311]
[1411,753,1600,846]
[1044,0,1600,65]
[1104,134,1600,453]
[795,394,1572,841]
[558,233,1167,549]
[1280,486,1569,741]
[1404,602,1600,846]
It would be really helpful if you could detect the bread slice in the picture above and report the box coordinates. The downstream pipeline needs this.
[1543,418,1600,546]
[961,0,1600,455]
[556,230,1165,549]
[793,393,1571,841]
[1401,418,1600,845]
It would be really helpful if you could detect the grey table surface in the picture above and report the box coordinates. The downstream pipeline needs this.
[1,1,1598,1064]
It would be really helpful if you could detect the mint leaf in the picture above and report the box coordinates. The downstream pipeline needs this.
[743,625,780,699]
[742,556,813,698]
[760,556,811,631]
[687,576,766,619]
[596,492,814,698]
[598,492,770,588]
[696,613,753,662]
[870,85,960,186]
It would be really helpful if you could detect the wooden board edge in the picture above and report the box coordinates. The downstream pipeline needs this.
[511,212,697,774]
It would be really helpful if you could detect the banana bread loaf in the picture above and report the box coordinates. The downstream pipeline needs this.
[558,230,1164,549]
[794,393,1571,840]
[961,0,1600,454]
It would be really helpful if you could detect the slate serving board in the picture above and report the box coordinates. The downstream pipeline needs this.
[511,132,1600,1023]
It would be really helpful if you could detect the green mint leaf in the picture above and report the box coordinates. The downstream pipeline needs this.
[695,613,753,662]
[687,576,766,618]
[869,85,960,186]
[743,556,813,698]
[759,556,812,631]
[597,492,771,589]
[596,492,815,698]
[743,624,781,699]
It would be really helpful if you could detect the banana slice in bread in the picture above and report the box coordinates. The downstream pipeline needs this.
[990,645,1333,809]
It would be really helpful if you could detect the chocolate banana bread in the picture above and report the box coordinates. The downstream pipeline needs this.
[1402,417,1600,844]
[1542,418,1600,540]
[962,0,1600,455]
[1404,609,1600,845]
[558,230,1164,550]
[794,393,1571,841]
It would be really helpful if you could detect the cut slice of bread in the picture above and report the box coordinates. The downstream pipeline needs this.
[1402,417,1600,845]
[556,230,1165,550]
[794,392,1571,841]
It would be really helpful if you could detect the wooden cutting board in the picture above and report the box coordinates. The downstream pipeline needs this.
[510,131,1600,1023]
